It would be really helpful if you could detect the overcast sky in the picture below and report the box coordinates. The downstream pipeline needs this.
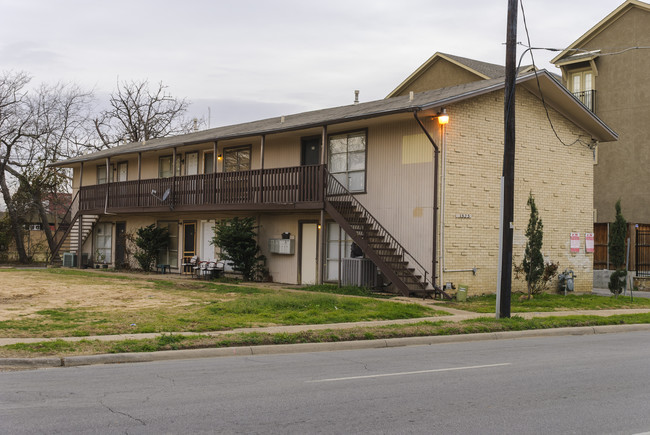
[0,0,626,127]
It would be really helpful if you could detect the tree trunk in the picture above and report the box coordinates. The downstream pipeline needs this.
[0,176,28,262]
[34,190,56,257]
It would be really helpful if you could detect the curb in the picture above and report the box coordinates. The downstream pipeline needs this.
[3,323,650,369]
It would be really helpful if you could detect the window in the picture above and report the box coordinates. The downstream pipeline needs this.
[29,224,42,231]
[94,223,112,264]
[328,131,367,192]
[97,164,114,184]
[569,69,595,111]
[325,222,353,282]
[157,221,179,268]
[159,156,181,178]
[223,146,251,172]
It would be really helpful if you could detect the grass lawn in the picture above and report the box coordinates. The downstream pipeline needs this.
[0,269,445,338]
[442,292,650,313]
[3,313,650,358]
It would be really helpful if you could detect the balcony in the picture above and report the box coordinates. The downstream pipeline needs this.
[572,89,596,112]
[79,164,325,214]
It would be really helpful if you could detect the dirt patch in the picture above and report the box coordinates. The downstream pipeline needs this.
[0,271,196,321]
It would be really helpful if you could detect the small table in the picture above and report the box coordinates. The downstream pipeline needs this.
[156,264,170,274]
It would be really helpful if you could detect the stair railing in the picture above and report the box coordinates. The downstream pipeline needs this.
[50,191,80,261]
[325,171,435,292]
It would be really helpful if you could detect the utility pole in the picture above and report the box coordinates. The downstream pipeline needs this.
[499,0,518,318]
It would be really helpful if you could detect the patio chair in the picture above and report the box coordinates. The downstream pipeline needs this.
[182,256,199,275]
[205,261,225,279]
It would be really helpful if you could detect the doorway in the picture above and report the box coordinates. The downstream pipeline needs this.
[115,222,127,269]
[183,221,196,273]
[301,136,321,166]
[300,222,318,285]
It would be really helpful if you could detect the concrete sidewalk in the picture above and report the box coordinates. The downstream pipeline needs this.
[3,302,650,369]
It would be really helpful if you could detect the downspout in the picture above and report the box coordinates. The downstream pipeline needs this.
[413,110,439,290]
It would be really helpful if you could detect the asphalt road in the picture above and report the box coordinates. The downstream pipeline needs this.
[3,331,650,434]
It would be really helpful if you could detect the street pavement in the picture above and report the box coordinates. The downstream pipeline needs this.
[3,330,650,434]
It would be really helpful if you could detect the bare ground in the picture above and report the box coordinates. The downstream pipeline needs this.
[0,270,197,321]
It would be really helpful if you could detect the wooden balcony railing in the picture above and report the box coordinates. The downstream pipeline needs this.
[79,164,325,212]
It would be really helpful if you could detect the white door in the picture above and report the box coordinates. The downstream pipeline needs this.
[300,223,318,284]
[201,221,216,262]
[186,152,199,175]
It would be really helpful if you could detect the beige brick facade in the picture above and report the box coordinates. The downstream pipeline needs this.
[441,89,594,294]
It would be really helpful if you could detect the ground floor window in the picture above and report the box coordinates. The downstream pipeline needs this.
[157,220,179,268]
[94,222,113,264]
[325,222,353,282]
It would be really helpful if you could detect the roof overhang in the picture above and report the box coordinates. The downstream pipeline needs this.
[551,0,650,64]
[51,70,617,168]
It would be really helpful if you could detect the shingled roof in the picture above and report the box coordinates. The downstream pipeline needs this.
[52,70,616,167]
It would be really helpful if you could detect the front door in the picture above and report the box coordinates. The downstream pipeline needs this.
[183,221,196,273]
[300,222,318,284]
[115,222,127,269]
[301,137,321,166]
[201,221,216,262]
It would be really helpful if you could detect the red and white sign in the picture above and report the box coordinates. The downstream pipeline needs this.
[585,233,595,253]
[570,232,580,253]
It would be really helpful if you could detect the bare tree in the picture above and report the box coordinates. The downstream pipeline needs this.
[0,72,94,262]
[0,71,32,261]
[94,79,199,147]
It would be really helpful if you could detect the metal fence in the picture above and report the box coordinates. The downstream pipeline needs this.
[636,229,650,276]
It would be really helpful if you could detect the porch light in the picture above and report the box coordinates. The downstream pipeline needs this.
[436,108,449,125]
[217,154,223,161]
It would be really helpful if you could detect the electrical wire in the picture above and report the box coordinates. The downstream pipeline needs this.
[519,0,593,148]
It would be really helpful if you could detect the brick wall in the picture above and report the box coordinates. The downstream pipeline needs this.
[441,88,594,294]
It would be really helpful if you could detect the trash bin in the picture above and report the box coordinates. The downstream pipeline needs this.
[457,284,468,302]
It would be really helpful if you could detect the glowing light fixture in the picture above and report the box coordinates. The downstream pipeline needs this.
[217,154,223,161]
[436,108,449,125]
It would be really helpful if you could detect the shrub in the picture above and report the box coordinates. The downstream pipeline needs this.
[133,224,169,272]
[211,217,267,281]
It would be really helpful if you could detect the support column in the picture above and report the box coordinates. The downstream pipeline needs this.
[137,152,142,207]
[104,157,110,213]
[319,210,325,285]
[77,214,83,269]
[260,135,265,203]
[172,148,177,209]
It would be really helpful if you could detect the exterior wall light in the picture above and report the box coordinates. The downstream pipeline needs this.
[217,154,223,161]
[436,108,449,125]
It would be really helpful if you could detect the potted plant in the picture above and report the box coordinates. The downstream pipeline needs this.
[95,249,106,268]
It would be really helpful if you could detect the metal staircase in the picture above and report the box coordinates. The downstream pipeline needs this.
[51,191,99,264]
[325,172,450,299]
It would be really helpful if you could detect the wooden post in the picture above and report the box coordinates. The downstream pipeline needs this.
[260,135,265,204]
[172,148,177,209]
[77,214,83,269]
[498,0,518,319]
[137,152,142,207]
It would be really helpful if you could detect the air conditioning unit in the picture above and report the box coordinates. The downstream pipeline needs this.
[62,252,77,268]
[342,258,378,288]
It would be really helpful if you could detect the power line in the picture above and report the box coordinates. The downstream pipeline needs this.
[518,0,594,149]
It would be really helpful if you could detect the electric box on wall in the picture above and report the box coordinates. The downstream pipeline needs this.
[268,238,295,255]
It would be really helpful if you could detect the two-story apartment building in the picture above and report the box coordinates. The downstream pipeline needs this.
[51,69,616,295]
[552,0,650,276]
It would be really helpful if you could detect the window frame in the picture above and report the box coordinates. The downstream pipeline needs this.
[223,145,252,173]
[96,164,114,185]
[327,129,368,194]
[158,155,181,178]
[157,220,179,269]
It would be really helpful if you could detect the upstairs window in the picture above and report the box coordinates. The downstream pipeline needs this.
[223,146,251,172]
[159,155,181,178]
[569,70,595,111]
[328,131,367,193]
[97,164,113,184]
